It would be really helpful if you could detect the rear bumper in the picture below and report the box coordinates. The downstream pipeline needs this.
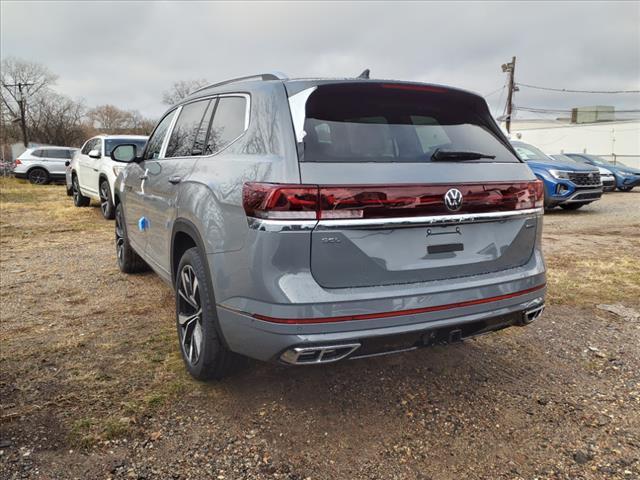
[13,172,27,179]
[216,269,546,362]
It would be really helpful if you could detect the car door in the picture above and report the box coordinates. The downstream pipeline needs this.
[46,149,69,176]
[86,138,103,194]
[142,98,213,277]
[77,138,98,193]
[123,110,179,257]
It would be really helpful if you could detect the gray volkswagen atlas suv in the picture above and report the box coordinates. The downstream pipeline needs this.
[110,73,547,380]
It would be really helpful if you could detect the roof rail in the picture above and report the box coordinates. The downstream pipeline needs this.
[190,72,289,95]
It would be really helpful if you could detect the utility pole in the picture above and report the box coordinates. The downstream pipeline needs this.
[3,82,34,147]
[501,56,517,134]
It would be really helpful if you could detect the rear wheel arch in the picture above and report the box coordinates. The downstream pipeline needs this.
[171,219,207,284]
[171,218,230,350]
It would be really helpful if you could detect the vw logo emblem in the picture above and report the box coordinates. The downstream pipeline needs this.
[444,188,463,212]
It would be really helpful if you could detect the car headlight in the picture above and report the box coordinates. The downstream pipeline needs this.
[618,171,633,177]
[112,165,125,177]
[548,169,571,179]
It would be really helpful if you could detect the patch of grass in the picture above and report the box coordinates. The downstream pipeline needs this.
[546,254,640,305]
[69,418,100,448]
[102,418,133,440]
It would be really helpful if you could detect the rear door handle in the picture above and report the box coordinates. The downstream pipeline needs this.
[168,176,182,184]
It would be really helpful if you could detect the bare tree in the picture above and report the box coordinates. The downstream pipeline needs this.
[1,57,58,146]
[162,79,208,105]
[27,92,88,146]
[88,104,131,131]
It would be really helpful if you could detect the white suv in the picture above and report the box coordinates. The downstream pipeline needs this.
[72,135,147,218]
[13,146,77,185]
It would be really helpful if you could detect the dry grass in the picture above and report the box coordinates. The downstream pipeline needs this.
[0,177,198,447]
[1,176,639,455]
[546,254,640,305]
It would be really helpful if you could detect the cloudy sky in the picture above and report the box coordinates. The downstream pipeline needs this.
[2,1,639,119]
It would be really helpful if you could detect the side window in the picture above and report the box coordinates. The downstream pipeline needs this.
[204,96,247,155]
[48,150,69,159]
[32,149,44,157]
[81,139,96,155]
[92,139,102,155]
[165,100,211,158]
[144,110,177,160]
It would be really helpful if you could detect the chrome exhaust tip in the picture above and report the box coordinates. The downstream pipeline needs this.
[521,304,545,325]
[280,343,361,365]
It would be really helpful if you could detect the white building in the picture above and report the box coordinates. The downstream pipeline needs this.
[507,118,640,168]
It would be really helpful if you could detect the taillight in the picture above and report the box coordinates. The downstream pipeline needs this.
[242,183,319,219]
[243,181,544,221]
[14,159,22,165]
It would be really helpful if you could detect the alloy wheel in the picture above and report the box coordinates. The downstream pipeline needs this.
[100,182,110,216]
[115,207,125,264]
[30,170,47,184]
[72,177,79,203]
[177,265,203,366]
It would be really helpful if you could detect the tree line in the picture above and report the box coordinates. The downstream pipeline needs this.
[1,57,208,158]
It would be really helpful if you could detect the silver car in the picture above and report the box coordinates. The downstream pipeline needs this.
[13,146,77,185]
[111,73,547,380]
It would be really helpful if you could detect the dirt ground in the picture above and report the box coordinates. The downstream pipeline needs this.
[1,177,639,480]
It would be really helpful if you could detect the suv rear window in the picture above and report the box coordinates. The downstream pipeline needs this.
[302,84,518,163]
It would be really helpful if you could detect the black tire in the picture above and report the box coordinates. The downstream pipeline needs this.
[99,179,115,220]
[618,186,633,192]
[72,175,90,207]
[28,168,49,185]
[175,247,244,380]
[115,203,149,273]
[560,203,585,210]
[66,184,73,196]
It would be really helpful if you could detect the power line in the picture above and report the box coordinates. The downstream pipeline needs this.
[515,106,640,114]
[516,83,640,94]
[483,85,505,98]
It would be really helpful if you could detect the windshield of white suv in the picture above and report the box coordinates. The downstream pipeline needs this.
[105,138,147,157]
[302,84,519,163]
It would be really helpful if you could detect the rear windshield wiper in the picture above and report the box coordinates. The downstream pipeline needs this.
[431,149,496,162]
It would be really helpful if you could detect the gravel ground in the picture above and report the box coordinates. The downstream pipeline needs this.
[1,179,639,480]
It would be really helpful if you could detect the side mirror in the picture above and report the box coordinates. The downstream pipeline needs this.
[88,149,101,159]
[110,144,138,163]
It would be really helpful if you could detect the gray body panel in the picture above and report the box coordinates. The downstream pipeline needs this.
[115,76,547,364]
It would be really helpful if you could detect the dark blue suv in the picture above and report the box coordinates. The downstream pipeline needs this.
[563,153,640,192]
[511,141,603,210]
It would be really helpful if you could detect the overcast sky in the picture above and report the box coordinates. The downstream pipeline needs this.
[2,1,639,119]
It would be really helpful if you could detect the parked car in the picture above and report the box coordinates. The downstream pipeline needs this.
[551,154,616,192]
[112,73,547,380]
[511,141,602,210]
[71,134,148,218]
[563,153,640,192]
[13,146,77,185]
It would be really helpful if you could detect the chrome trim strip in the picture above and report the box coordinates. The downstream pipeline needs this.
[316,207,543,229]
[247,217,317,232]
[564,189,603,203]
[247,208,542,231]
